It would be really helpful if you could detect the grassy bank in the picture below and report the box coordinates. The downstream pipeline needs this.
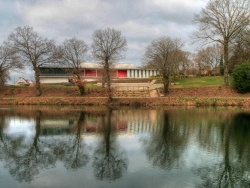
[171,76,225,88]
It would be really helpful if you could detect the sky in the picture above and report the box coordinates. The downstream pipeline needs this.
[0,0,208,83]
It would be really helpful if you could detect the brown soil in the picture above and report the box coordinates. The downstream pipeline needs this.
[0,86,250,107]
[0,86,79,97]
[0,86,249,98]
[167,86,250,98]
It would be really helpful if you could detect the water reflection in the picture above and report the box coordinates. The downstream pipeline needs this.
[0,106,249,187]
[92,108,128,181]
[52,111,89,170]
[195,112,250,187]
[0,110,56,182]
[142,111,188,169]
[0,106,129,184]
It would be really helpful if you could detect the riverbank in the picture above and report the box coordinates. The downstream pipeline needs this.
[1,96,250,107]
[0,86,250,107]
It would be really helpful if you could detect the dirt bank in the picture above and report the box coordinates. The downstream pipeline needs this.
[0,86,249,107]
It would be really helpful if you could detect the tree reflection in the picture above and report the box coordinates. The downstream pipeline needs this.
[195,112,250,187]
[92,108,128,181]
[0,115,9,160]
[53,111,89,170]
[230,113,250,186]
[0,110,91,182]
[0,115,7,142]
[232,113,250,165]
[0,111,56,182]
[142,111,188,169]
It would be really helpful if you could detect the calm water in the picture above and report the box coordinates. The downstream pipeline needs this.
[0,106,249,188]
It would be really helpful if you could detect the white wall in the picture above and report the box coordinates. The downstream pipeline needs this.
[40,77,68,83]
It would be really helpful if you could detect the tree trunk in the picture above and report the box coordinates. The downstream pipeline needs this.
[77,75,85,96]
[162,74,170,95]
[101,77,105,88]
[34,67,42,96]
[224,41,229,86]
[78,85,85,96]
[220,55,224,76]
[198,66,202,77]
[104,59,112,101]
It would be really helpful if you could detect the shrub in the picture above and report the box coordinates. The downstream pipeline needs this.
[232,60,250,93]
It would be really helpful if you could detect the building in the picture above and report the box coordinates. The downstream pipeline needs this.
[39,63,160,83]
[15,77,34,86]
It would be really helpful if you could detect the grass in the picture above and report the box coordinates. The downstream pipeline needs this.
[43,83,101,89]
[171,76,228,88]
[5,84,30,88]
[5,83,101,89]
[85,83,101,89]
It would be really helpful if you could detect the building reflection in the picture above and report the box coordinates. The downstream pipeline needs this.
[39,109,160,136]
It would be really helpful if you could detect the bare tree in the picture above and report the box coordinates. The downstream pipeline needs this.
[91,28,127,100]
[195,49,209,76]
[205,44,223,73]
[0,44,23,85]
[193,0,250,85]
[143,36,183,95]
[195,44,222,76]
[6,26,60,96]
[178,51,193,77]
[60,37,88,95]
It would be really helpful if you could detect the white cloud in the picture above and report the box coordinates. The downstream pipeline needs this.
[152,0,206,8]
[1,0,208,79]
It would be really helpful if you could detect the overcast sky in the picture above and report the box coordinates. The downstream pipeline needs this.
[0,0,208,83]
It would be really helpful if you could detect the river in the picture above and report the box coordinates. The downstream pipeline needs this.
[0,106,249,188]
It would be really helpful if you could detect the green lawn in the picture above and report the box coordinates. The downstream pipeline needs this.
[43,83,101,89]
[171,76,228,88]
[6,83,101,89]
